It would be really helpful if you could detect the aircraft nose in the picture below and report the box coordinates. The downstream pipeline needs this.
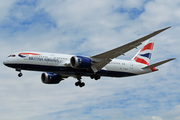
[3,59,8,66]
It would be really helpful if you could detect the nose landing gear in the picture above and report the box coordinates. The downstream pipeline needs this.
[16,68,23,77]
[18,72,23,77]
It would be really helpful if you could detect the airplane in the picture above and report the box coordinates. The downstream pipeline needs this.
[3,26,175,87]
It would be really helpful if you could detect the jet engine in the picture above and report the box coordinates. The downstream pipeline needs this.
[70,56,92,69]
[41,72,62,84]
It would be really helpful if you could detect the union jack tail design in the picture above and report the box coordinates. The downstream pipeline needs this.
[132,39,155,65]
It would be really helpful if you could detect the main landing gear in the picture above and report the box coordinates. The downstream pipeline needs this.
[16,68,23,77]
[90,74,101,80]
[74,74,101,88]
[75,76,85,88]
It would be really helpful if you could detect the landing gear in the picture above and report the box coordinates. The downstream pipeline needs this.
[16,68,23,77]
[75,76,85,88]
[18,72,23,77]
[75,81,85,87]
[90,74,101,80]
[74,74,100,87]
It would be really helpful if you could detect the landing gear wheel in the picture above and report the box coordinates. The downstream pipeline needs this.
[75,82,85,87]
[90,74,101,80]
[95,75,100,80]
[90,75,94,79]
[79,82,85,87]
[75,76,85,87]
[18,73,23,77]
[75,82,80,86]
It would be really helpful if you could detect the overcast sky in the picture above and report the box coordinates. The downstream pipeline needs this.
[0,0,180,120]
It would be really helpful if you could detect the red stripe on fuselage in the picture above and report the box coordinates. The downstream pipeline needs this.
[140,43,154,52]
[19,53,40,55]
[134,57,149,65]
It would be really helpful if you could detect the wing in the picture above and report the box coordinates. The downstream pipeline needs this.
[90,26,171,73]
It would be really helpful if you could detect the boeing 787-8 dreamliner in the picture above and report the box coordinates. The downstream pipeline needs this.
[3,26,175,87]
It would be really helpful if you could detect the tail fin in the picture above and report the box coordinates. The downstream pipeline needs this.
[131,39,155,66]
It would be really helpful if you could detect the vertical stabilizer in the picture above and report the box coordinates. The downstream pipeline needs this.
[131,39,155,65]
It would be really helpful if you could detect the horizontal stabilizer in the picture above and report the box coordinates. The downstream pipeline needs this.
[142,58,175,69]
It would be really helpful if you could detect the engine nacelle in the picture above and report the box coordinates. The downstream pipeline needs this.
[41,72,62,84]
[70,56,92,69]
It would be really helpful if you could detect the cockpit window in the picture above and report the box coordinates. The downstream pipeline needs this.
[8,55,16,57]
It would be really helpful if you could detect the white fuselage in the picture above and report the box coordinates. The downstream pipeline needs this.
[3,51,154,78]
